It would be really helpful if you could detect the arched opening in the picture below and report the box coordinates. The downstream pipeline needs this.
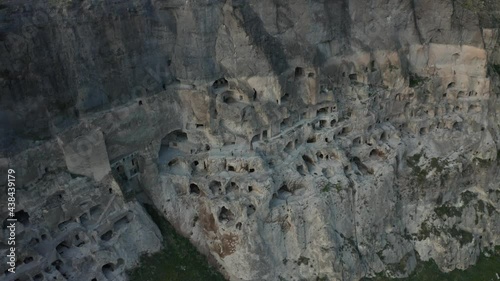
[302,155,315,172]
[447,82,455,89]
[302,155,314,164]
[307,136,316,143]
[340,126,351,136]
[167,158,179,167]
[159,130,189,164]
[227,182,239,194]
[51,259,62,270]
[247,205,256,216]
[308,72,315,78]
[348,73,357,81]
[281,93,290,104]
[278,184,291,197]
[419,127,427,135]
[189,183,200,195]
[317,107,329,116]
[330,119,337,126]
[15,210,30,226]
[295,67,304,78]
[262,130,268,139]
[114,216,130,230]
[222,94,239,104]
[90,205,103,219]
[468,104,480,113]
[101,230,113,241]
[102,263,115,280]
[380,132,387,141]
[281,117,291,129]
[56,241,70,256]
[218,207,234,222]
[370,149,384,158]
[209,180,222,196]
[251,134,260,144]
[297,165,306,176]
[212,78,228,89]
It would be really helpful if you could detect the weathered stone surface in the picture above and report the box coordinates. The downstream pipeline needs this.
[1,0,500,280]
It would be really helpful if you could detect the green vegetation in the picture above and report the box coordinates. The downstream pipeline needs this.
[321,183,331,193]
[321,182,342,193]
[409,74,427,88]
[388,63,399,71]
[127,204,226,281]
[459,0,485,12]
[493,65,500,76]
[406,153,427,184]
[460,191,477,205]
[476,200,496,215]
[429,158,446,173]
[473,157,494,168]
[297,256,310,266]
[366,247,500,281]
[416,220,439,241]
[406,154,448,185]
[434,205,463,218]
[449,226,473,246]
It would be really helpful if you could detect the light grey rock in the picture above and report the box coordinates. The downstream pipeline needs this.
[1,0,500,281]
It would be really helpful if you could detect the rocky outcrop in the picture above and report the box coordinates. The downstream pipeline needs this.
[1,0,500,280]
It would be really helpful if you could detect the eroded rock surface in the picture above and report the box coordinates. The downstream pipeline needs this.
[1,0,500,281]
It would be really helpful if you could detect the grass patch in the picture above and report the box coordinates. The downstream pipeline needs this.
[476,200,496,215]
[406,153,427,184]
[449,226,473,246]
[416,220,439,241]
[434,205,463,219]
[493,65,500,75]
[459,0,486,12]
[473,157,493,168]
[321,183,331,193]
[429,158,446,173]
[127,204,226,281]
[407,154,448,185]
[297,256,310,266]
[365,247,500,281]
[321,182,342,193]
[461,191,477,205]
[409,73,427,88]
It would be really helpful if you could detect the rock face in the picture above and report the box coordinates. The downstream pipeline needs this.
[1,0,500,280]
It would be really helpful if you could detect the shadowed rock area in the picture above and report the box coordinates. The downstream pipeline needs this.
[1,0,500,280]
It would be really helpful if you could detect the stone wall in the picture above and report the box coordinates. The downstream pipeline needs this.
[1,0,500,280]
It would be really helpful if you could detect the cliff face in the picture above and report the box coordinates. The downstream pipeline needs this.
[1,0,500,280]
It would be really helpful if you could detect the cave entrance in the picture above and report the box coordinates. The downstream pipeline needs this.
[159,130,188,164]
